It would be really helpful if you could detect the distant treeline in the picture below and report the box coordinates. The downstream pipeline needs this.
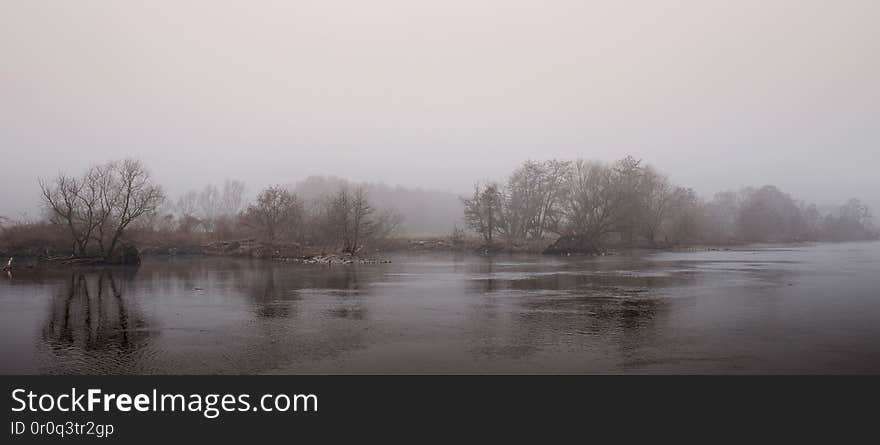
[462,157,878,253]
[0,160,403,260]
[160,176,404,254]
[0,156,876,259]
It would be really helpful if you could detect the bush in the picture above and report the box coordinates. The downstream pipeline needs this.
[0,221,71,257]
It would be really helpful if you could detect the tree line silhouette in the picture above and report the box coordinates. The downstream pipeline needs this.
[0,156,876,259]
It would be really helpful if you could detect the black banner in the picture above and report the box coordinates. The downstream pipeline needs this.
[2,376,876,443]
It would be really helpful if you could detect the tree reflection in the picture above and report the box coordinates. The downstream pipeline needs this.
[464,259,673,363]
[241,267,299,319]
[42,269,153,360]
[234,263,372,320]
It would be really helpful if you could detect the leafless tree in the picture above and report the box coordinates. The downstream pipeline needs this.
[321,186,388,254]
[322,187,351,250]
[171,179,246,236]
[41,159,163,259]
[220,180,246,215]
[94,160,165,259]
[532,159,571,238]
[347,188,374,254]
[821,198,877,241]
[462,182,502,245]
[174,189,202,232]
[197,184,221,232]
[40,172,90,255]
[802,204,823,241]
[839,198,872,223]
[665,187,703,244]
[496,160,570,245]
[638,167,673,245]
[372,208,404,242]
[736,185,807,242]
[240,186,303,243]
[558,160,624,247]
[610,155,647,243]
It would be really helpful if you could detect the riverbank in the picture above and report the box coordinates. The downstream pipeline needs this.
[0,238,393,268]
[140,239,392,265]
[1,235,864,271]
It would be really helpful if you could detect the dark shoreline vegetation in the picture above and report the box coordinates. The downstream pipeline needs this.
[0,156,877,269]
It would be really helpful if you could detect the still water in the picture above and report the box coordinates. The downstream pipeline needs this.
[2,242,879,374]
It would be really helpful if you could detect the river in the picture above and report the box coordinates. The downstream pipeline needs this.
[2,241,879,374]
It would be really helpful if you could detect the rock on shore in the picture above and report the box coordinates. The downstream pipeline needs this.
[301,254,391,265]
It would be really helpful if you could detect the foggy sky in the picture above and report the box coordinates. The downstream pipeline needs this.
[2,0,878,218]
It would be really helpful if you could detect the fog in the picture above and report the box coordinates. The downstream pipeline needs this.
[2,0,879,220]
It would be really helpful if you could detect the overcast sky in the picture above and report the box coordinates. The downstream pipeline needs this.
[2,0,878,218]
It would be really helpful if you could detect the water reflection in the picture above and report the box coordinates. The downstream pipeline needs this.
[233,264,371,319]
[40,268,154,373]
[240,268,300,319]
[462,256,670,362]
[2,243,880,374]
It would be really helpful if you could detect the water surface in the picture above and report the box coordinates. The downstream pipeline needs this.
[2,242,879,374]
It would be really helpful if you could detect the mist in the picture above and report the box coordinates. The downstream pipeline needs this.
[2,0,879,220]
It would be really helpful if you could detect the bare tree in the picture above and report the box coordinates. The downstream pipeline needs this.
[558,160,624,248]
[703,190,743,244]
[532,159,571,238]
[821,198,876,241]
[174,189,203,233]
[839,198,871,224]
[94,160,165,260]
[372,208,404,242]
[197,184,221,232]
[639,167,673,245]
[499,161,543,245]
[240,186,303,243]
[40,165,115,256]
[210,179,247,239]
[172,179,246,236]
[803,204,823,241]
[666,187,702,244]
[220,180,246,215]
[347,188,374,254]
[323,187,351,250]
[40,173,89,255]
[736,185,807,242]
[462,182,502,245]
[610,155,647,243]
[490,160,573,247]
[41,160,163,260]
[320,186,385,254]
[175,190,200,218]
